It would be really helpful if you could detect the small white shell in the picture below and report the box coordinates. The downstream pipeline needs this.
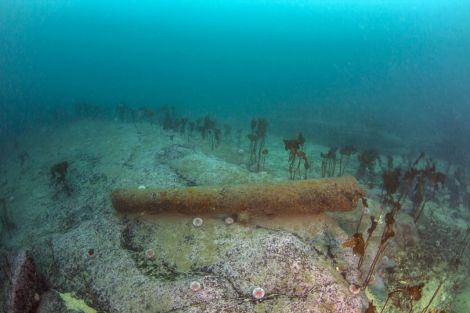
[224,216,234,225]
[138,185,146,190]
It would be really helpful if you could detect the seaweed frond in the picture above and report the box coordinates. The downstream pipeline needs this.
[380,283,424,313]
[247,118,269,172]
[365,302,377,313]
[197,115,221,150]
[338,145,356,176]
[358,216,378,269]
[364,212,395,286]
[320,147,337,177]
[342,232,365,258]
[283,133,308,179]
[382,168,401,201]
[356,149,379,186]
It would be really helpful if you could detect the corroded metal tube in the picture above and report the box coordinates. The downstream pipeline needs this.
[112,176,365,216]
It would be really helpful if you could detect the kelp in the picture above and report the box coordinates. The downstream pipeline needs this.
[364,211,396,286]
[320,147,337,177]
[283,133,309,180]
[247,118,268,172]
[356,150,378,180]
[342,232,365,258]
[338,145,356,176]
[197,115,221,150]
[365,302,377,313]
[358,216,378,269]
[380,283,424,313]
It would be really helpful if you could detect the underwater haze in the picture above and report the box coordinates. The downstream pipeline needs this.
[1,0,470,158]
[2,1,470,313]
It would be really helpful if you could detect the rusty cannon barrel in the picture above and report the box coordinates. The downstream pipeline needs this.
[111,176,365,216]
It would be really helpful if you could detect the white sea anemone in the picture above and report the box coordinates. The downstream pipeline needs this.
[252,287,265,300]
[349,284,361,295]
[192,217,203,227]
[190,281,202,292]
[145,248,155,259]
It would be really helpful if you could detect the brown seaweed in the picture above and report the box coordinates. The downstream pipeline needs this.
[342,232,365,258]
[380,283,424,313]
[358,216,378,269]
[320,147,337,177]
[382,168,401,200]
[355,196,369,233]
[248,118,268,172]
[364,212,395,286]
[412,160,447,223]
[339,145,356,176]
[365,302,377,313]
[197,115,221,150]
[356,150,379,185]
[283,133,308,180]
[420,281,443,313]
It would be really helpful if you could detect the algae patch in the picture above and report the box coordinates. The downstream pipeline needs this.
[59,292,97,313]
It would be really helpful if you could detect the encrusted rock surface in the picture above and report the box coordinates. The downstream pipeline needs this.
[169,152,273,186]
[42,212,366,313]
[0,121,371,313]
[5,250,41,313]
[36,291,71,313]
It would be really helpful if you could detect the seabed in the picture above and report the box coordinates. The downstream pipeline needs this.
[1,117,469,313]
